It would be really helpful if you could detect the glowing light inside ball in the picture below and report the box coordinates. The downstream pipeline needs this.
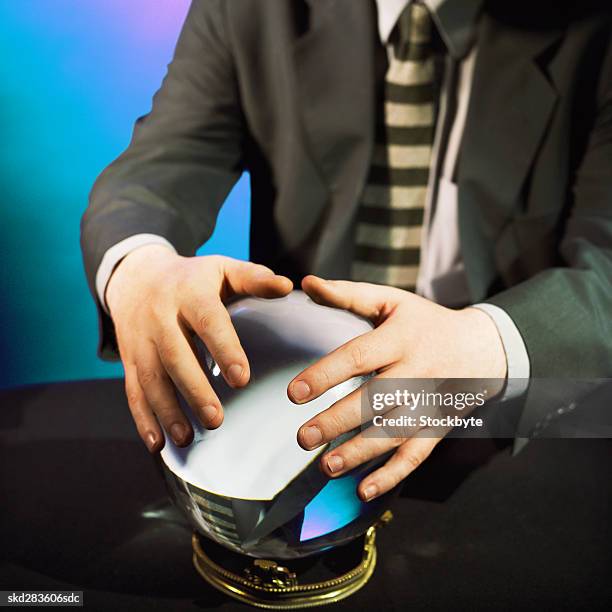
[300,475,365,541]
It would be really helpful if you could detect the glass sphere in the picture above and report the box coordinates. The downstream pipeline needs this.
[161,290,394,559]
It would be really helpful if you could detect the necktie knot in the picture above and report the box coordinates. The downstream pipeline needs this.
[396,2,433,59]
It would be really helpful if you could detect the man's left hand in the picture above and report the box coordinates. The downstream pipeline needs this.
[288,275,507,502]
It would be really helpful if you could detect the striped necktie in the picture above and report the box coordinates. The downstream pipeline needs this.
[351,2,435,290]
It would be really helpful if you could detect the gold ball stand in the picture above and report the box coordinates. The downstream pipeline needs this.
[192,511,393,609]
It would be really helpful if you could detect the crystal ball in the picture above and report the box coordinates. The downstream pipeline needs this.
[160,290,394,559]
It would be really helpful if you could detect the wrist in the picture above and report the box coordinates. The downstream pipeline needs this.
[460,307,508,380]
[106,244,177,318]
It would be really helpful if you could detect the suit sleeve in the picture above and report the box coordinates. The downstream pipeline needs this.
[80,0,244,360]
[485,34,612,379]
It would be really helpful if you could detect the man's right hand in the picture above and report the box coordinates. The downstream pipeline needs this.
[106,245,293,452]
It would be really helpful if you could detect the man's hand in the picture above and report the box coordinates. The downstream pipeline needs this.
[106,246,293,452]
[288,276,507,502]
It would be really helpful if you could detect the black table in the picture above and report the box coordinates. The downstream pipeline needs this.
[1,380,611,611]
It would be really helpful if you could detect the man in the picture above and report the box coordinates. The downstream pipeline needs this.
[81,0,612,502]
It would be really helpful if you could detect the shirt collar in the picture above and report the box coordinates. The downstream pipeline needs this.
[374,0,484,58]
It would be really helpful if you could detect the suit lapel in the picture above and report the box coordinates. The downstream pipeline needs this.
[290,1,563,293]
[458,14,562,301]
[292,0,378,264]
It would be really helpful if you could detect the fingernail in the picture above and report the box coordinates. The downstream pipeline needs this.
[311,275,329,285]
[202,404,218,425]
[145,431,158,452]
[326,455,344,474]
[170,423,187,445]
[254,270,275,279]
[291,380,311,402]
[300,425,323,449]
[362,484,378,501]
[227,364,244,385]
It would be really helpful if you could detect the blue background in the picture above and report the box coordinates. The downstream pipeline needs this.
[0,0,250,388]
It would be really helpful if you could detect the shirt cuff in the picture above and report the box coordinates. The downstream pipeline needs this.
[95,234,177,314]
[471,302,530,401]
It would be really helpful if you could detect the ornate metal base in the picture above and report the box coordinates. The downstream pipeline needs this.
[192,511,392,609]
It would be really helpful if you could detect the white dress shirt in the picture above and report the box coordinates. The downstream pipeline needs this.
[96,0,530,396]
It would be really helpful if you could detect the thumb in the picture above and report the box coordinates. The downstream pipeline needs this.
[224,260,293,299]
[301,275,392,322]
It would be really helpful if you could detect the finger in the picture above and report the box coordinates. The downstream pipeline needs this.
[320,431,403,477]
[296,385,362,450]
[136,344,194,447]
[223,259,293,299]
[124,364,164,453]
[288,325,402,403]
[156,324,224,429]
[357,436,439,501]
[301,275,400,322]
[180,297,250,389]
[296,369,403,450]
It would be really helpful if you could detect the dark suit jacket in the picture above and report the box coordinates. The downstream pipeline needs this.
[82,0,612,382]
